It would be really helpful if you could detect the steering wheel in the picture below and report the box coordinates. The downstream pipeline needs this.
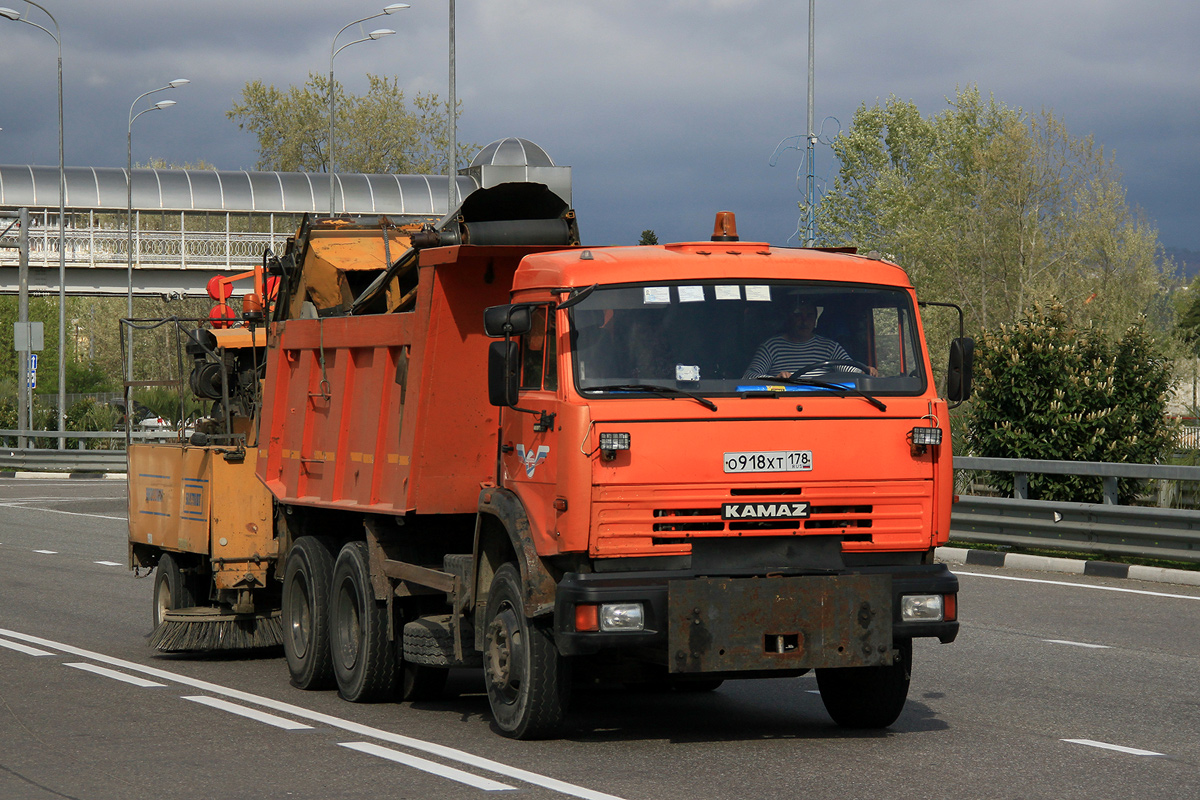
[791,359,871,376]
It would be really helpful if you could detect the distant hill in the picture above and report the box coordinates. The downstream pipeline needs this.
[1166,247,1200,279]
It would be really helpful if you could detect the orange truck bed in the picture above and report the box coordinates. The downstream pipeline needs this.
[255,245,549,514]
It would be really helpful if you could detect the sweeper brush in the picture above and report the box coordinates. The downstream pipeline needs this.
[150,607,283,652]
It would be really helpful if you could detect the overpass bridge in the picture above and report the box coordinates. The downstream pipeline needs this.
[0,137,571,298]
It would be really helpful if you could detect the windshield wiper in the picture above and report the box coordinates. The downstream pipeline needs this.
[749,375,887,412]
[584,383,718,412]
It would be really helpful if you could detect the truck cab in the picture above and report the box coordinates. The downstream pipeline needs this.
[479,219,964,735]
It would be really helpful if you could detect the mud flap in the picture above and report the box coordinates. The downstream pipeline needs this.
[667,574,892,673]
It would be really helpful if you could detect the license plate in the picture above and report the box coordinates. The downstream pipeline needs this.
[723,450,812,473]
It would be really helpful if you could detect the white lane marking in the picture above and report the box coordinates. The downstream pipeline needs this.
[0,627,628,800]
[0,496,123,503]
[0,637,55,656]
[1062,738,1166,757]
[340,742,515,791]
[957,571,1200,601]
[94,561,122,567]
[65,662,166,688]
[33,549,58,554]
[0,502,127,521]
[1043,639,1111,649]
[184,696,314,730]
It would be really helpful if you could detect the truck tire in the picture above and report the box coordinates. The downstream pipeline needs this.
[331,541,396,702]
[282,536,337,690]
[815,638,912,729]
[153,552,196,629]
[483,563,569,739]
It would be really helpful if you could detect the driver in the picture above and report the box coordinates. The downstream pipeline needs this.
[743,300,860,379]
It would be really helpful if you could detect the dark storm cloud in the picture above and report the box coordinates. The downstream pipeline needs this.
[0,0,1196,249]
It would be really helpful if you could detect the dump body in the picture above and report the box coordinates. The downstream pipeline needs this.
[256,245,559,513]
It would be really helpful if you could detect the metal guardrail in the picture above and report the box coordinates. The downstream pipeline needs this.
[952,456,1200,564]
[1,443,1197,563]
[0,449,127,472]
[0,429,182,473]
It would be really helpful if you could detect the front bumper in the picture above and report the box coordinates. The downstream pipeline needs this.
[553,563,958,669]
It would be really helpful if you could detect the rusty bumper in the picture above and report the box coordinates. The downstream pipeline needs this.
[553,564,958,666]
[666,574,892,673]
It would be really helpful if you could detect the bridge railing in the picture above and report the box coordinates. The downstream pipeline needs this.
[0,226,281,269]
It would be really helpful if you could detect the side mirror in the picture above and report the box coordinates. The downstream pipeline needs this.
[483,304,532,338]
[947,337,975,403]
[488,340,520,407]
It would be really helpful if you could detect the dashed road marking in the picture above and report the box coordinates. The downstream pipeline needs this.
[1062,738,1166,757]
[0,627,629,800]
[94,560,122,566]
[340,742,516,791]
[184,696,314,730]
[32,549,58,554]
[65,662,166,688]
[1042,639,1111,649]
[0,637,55,656]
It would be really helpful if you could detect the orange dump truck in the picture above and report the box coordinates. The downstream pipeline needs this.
[129,185,971,738]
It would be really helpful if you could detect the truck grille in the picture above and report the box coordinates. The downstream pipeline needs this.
[592,482,931,557]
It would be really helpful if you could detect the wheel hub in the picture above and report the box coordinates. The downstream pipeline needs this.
[486,608,523,699]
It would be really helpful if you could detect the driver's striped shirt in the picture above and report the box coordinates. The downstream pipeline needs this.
[743,335,852,378]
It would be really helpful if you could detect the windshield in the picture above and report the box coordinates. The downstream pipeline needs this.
[568,281,927,397]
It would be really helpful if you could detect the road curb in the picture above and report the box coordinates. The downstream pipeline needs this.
[937,546,1200,588]
[0,471,127,480]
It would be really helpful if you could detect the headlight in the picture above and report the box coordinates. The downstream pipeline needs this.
[599,602,645,632]
[900,594,944,622]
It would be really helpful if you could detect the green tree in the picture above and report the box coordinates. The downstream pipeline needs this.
[817,86,1170,343]
[227,72,476,174]
[967,303,1174,502]
[638,230,659,246]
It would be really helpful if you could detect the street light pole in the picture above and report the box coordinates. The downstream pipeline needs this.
[126,83,184,418]
[804,0,816,247]
[327,4,406,218]
[1,2,66,444]
[448,0,456,214]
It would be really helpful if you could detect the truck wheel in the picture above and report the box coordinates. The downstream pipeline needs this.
[483,563,569,739]
[282,536,336,690]
[152,552,196,629]
[331,541,396,702]
[816,638,912,729]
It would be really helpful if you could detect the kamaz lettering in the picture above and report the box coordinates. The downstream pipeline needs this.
[721,501,811,520]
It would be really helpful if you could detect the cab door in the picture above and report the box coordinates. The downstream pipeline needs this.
[501,304,561,553]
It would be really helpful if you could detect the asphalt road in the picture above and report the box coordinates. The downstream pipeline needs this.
[1,477,1197,800]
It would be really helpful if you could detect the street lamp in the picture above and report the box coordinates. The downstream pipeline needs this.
[328,4,407,217]
[126,82,185,413]
[447,0,456,214]
[1,1,66,446]
[804,0,816,247]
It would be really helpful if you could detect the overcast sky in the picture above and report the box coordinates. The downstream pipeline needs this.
[1,1,1196,252]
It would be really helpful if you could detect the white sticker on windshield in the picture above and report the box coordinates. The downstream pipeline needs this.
[676,364,700,381]
[643,286,670,304]
[678,286,705,303]
[746,285,772,301]
[715,285,741,300]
